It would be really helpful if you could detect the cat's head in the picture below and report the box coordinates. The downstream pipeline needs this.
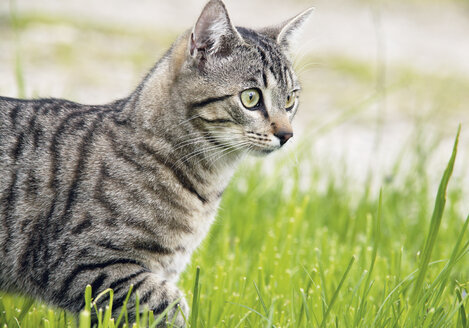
[174,0,312,156]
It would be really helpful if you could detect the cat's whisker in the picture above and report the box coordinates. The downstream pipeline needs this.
[169,131,241,154]
[177,114,204,127]
[207,142,251,169]
[205,139,251,166]
[171,140,234,170]
[188,137,248,169]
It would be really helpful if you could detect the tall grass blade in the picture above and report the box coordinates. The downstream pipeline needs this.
[254,281,269,316]
[149,298,182,328]
[320,256,355,328]
[354,190,382,326]
[84,285,92,313]
[191,266,201,328]
[410,125,460,304]
[456,288,467,328]
[115,284,134,327]
[17,298,34,322]
[227,301,276,327]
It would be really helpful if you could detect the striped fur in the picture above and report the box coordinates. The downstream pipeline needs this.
[0,0,311,325]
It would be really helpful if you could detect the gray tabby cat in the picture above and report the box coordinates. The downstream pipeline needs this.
[0,0,311,325]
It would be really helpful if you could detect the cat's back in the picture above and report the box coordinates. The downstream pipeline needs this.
[1,96,103,177]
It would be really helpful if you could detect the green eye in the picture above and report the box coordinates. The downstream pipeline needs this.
[286,92,296,110]
[240,89,261,109]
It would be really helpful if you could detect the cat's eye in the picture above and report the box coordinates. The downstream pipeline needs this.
[240,89,261,109]
[285,92,296,111]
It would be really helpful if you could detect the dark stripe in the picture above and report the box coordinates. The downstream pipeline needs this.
[139,143,207,203]
[112,275,149,308]
[262,71,268,88]
[96,240,124,252]
[60,115,102,226]
[123,217,158,236]
[71,215,92,235]
[152,299,170,315]
[141,180,191,217]
[29,104,43,150]
[32,124,43,149]
[216,189,225,199]
[93,172,120,219]
[100,163,151,209]
[189,94,232,110]
[107,131,146,173]
[74,271,109,310]
[269,65,277,81]
[132,275,148,291]
[109,269,148,290]
[198,117,234,124]
[9,104,20,128]
[12,132,25,161]
[25,169,39,198]
[257,46,269,67]
[94,188,120,218]
[138,287,154,304]
[102,148,191,223]
[204,134,224,148]
[57,258,145,300]
[45,108,99,254]
[2,170,18,253]
[17,216,50,286]
[49,107,109,190]
[45,239,71,280]
[90,273,108,295]
[133,239,173,255]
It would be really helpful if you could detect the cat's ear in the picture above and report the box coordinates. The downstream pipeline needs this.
[190,0,242,59]
[259,7,314,54]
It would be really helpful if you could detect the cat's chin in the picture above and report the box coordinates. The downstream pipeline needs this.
[248,146,279,157]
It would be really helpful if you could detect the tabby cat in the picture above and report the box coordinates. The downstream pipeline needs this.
[0,0,311,326]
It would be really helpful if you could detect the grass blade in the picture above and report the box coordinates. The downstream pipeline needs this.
[115,284,134,327]
[456,288,467,328]
[411,125,460,304]
[191,266,201,328]
[320,255,355,328]
[254,281,269,316]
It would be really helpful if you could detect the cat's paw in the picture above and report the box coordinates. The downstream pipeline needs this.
[151,284,188,327]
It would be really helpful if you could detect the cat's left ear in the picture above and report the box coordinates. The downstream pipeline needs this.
[190,0,243,59]
[259,7,314,54]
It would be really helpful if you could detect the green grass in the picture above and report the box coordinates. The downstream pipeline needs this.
[0,128,467,327]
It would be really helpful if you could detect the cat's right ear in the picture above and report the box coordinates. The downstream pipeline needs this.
[259,7,314,55]
[190,0,242,61]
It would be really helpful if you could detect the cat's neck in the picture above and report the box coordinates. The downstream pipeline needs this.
[115,33,242,202]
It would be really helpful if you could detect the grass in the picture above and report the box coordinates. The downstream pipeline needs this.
[0,127,467,327]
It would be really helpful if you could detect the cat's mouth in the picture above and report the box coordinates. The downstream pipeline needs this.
[242,132,283,155]
[245,142,280,155]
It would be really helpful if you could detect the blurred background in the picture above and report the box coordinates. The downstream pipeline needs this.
[0,0,468,200]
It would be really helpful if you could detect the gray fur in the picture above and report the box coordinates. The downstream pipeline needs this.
[0,0,311,325]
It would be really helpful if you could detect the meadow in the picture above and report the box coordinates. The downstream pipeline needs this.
[1,128,467,328]
[1,1,468,327]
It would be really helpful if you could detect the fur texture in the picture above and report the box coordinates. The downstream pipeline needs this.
[0,0,311,325]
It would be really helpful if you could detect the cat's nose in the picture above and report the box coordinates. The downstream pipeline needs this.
[274,129,293,146]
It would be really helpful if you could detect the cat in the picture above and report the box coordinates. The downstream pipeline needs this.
[0,0,312,326]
